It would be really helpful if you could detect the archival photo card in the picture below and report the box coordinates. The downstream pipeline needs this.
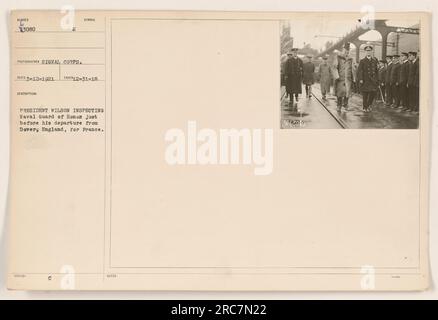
[7,10,431,291]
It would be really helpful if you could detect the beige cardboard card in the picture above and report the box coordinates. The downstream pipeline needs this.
[7,10,430,290]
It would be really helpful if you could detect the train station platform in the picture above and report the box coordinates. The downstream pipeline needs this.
[281,85,419,129]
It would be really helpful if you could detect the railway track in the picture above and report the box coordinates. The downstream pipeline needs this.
[281,87,348,129]
[310,92,348,129]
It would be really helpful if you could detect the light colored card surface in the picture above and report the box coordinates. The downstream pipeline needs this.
[7,10,430,290]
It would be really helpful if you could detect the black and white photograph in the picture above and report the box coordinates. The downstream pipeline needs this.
[280,18,420,129]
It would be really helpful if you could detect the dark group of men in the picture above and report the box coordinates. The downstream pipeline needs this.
[281,43,420,115]
[377,51,420,113]
[282,48,320,108]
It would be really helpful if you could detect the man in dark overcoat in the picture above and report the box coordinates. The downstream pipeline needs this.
[284,48,303,107]
[303,55,315,98]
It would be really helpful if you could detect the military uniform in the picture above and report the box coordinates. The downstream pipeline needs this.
[357,53,379,111]
[377,62,386,102]
[399,54,410,109]
[385,58,393,105]
[390,58,401,107]
[407,55,419,112]
[303,59,315,98]
[318,59,331,99]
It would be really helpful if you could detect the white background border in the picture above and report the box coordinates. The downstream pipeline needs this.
[0,0,436,299]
